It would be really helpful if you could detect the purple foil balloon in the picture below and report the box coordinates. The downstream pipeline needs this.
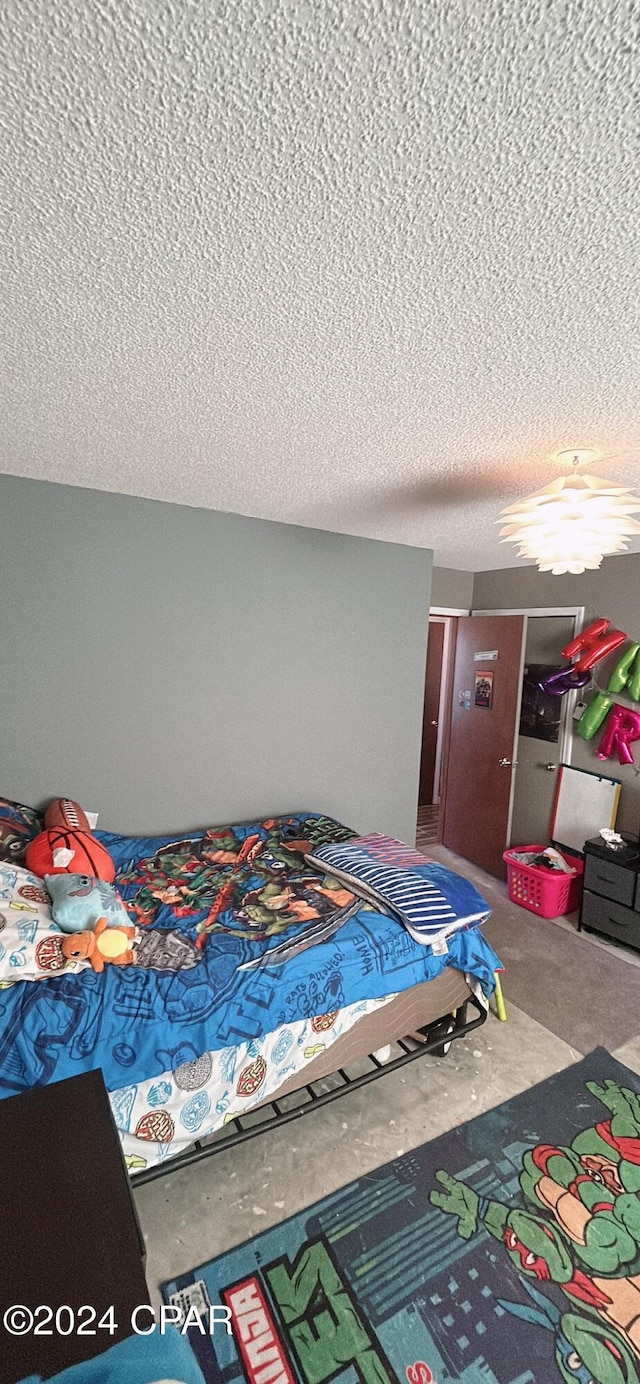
[538,666,591,697]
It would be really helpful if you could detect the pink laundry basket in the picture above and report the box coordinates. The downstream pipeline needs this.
[503,844,584,918]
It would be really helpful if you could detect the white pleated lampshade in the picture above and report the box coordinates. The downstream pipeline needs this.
[498,472,640,575]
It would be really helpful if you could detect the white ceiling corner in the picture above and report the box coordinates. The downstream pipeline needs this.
[1,0,639,570]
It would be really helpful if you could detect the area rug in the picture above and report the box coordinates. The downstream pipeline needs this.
[163,1049,640,1384]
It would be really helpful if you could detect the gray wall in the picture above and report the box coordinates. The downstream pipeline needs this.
[473,555,640,835]
[431,566,473,610]
[0,476,432,842]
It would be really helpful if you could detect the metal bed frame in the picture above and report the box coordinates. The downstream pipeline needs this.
[131,992,486,1187]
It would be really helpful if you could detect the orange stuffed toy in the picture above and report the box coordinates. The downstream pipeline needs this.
[61,917,137,973]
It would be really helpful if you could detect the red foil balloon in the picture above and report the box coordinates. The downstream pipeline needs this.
[561,618,627,674]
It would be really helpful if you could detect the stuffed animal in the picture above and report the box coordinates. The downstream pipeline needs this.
[25,799,115,882]
[61,917,136,973]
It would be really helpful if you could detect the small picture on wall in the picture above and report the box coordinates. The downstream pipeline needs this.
[474,672,494,708]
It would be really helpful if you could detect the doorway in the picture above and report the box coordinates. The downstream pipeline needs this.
[434,607,583,877]
[416,614,455,849]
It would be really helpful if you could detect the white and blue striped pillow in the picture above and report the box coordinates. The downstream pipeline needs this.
[307,840,489,946]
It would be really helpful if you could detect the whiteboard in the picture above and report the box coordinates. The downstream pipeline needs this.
[551,764,622,855]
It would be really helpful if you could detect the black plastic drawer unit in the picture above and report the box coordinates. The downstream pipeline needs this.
[581,889,640,950]
[583,853,636,908]
[580,837,640,952]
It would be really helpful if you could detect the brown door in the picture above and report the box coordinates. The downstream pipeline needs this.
[509,615,576,846]
[442,615,525,878]
[419,620,445,805]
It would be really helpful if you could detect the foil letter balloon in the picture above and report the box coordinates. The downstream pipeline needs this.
[626,649,640,704]
[561,618,610,660]
[539,667,591,697]
[597,704,640,766]
[607,643,640,694]
[562,619,627,674]
[576,693,613,741]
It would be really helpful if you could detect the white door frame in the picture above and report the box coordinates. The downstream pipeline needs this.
[430,606,470,617]
[470,605,585,844]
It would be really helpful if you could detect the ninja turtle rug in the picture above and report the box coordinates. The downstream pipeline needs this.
[162,1049,640,1384]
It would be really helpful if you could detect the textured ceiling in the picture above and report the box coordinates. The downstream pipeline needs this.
[1,0,639,570]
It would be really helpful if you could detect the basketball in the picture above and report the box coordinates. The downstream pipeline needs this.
[25,829,115,882]
[44,799,91,832]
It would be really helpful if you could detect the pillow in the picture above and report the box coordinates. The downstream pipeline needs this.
[0,797,43,865]
[26,829,115,882]
[45,874,132,933]
[0,863,87,982]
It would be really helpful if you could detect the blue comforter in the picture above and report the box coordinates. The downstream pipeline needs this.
[0,812,499,1097]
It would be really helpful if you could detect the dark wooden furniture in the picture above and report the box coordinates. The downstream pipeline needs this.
[0,1069,149,1384]
[580,835,640,952]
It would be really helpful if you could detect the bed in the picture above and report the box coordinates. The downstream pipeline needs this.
[0,800,500,1181]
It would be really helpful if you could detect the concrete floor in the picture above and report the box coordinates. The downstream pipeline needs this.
[134,845,640,1303]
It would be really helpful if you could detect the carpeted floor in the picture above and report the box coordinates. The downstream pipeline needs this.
[163,1050,640,1384]
[428,841,640,1053]
[484,904,640,1051]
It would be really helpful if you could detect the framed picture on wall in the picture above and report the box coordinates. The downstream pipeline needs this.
[474,672,494,708]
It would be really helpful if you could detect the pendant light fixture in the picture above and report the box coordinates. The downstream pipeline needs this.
[498,454,640,575]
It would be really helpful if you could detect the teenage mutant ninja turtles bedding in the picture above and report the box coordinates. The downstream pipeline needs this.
[0,810,499,1141]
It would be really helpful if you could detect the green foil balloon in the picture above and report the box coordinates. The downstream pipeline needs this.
[607,642,640,693]
[627,649,640,704]
[576,692,612,741]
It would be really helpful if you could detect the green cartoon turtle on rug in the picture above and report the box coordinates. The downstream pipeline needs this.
[430,1078,640,1366]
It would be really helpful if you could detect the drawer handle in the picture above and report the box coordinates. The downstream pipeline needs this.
[609,916,629,927]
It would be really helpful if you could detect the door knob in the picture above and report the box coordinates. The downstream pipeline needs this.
[546,763,558,771]
[498,757,511,767]
[430,720,438,727]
